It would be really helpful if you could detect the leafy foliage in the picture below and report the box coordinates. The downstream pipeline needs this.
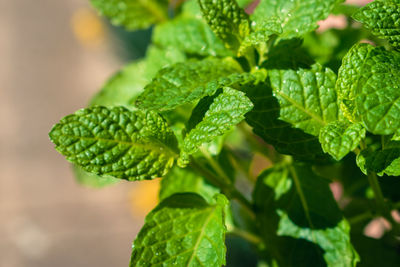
[252,0,344,39]
[198,0,250,51]
[49,106,178,180]
[353,0,400,50]
[50,1,400,266]
[90,0,169,30]
[182,87,253,155]
[130,193,228,266]
[319,121,366,161]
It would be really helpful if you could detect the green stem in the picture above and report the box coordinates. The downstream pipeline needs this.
[238,124,277,162]
[348,211,374,225]
[228,228,263,246]
[189,158,255,218]
[199,147,232,186]
[288,165,315,230]
[367,172,400,233]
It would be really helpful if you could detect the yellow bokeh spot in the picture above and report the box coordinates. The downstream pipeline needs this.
[71,8,105,47]
[129,179,161,217]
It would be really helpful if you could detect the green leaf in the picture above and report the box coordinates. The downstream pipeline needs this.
[245,82,328,162]
[49,106,178,181]
[135,58,262,111]
[253,164,359,267]
[270,63,340,136]
[143,45,187,80]
[353,0,400,50]
[90,46,186,108]
[130,193,228,267]
[319,121,366,161]
[182,87,253,155]
[198,0,250,50]
[153,16,232,57]
[72,165,119,188]
[357,141,400,176]
[159,166,219,204]
[90,60,148,108]
[252,0,344,39]
[337,43,400,134]
[239,18,282,55]
[90,0,169,30]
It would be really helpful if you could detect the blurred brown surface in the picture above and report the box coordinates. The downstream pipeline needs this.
[0,1,147,266]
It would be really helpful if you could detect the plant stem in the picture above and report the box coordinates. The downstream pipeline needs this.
[189,158,255,218]
[348,211,373,225]
[367,172,400,234]
[200,147,232,186]
[238,124,277,162]
[228,228,263,246]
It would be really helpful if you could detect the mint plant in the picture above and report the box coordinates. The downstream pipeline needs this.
[49,0,400,266]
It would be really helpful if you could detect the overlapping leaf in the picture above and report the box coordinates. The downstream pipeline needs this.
[319,121,365,161]
[337,43,400,135]
[135,58,263,111]
[153,16,232,57]
[253,164,359,267]
[159,166,219,204]
[245,82,328,162]
[130,193,228,266]
[269,63,340,136]
[252,0,344,39]
[357,141,400,176]
[182,87,253,155]
[90,60,148,107]
[353,0,400,50]
[198,0,250,50]
[90,0,169,30]
[49,106,178,180]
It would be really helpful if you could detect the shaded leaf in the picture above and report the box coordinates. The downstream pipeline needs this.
[245,82,328,162]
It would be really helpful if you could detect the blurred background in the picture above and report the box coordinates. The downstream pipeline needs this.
[0,1,158,266]
[0,0,373,267]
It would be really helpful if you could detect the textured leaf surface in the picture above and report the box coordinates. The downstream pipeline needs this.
[135,58,261,111]
[353,0,400,50]
[153,16,232,57]
[252,0,343,38]
[90,0,169,30]
[198,0,250,50]
[239,18,282,55]
[357,141,400,176]
[270,63,340,136]
[337,43,400,134]
[183,87,253,155]
[253,164,359,267]
[245,83,328,161]
[319,121,366,161]
[49,106,178,181]
[159,166,219,204]
[130,193,228,266]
